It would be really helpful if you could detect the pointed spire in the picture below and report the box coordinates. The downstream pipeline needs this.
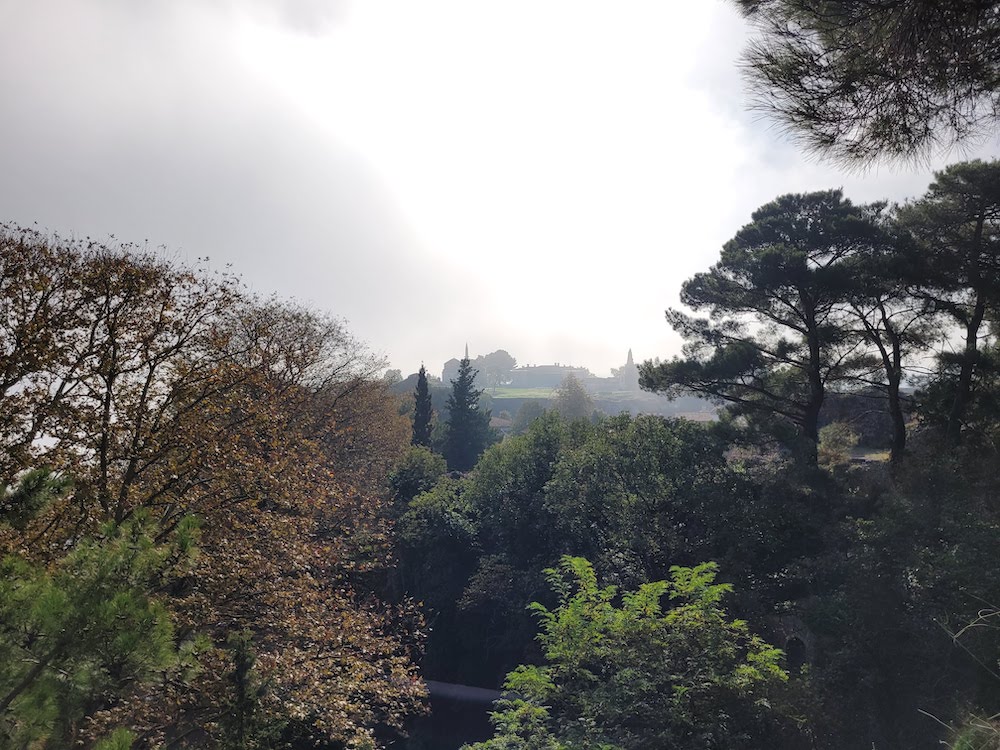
[464,342,469,360]
[626,348,634,366]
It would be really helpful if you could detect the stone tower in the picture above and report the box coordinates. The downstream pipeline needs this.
[622,348,640,391]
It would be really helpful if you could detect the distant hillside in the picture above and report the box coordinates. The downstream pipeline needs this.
[392,370,717,421]
[486,389,715,421]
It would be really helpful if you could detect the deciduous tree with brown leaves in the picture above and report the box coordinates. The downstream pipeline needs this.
[0,224,425,748]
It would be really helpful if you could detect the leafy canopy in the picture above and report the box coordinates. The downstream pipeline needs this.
[467,556,787,750]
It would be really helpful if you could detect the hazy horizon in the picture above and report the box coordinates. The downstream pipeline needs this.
[3,1,999,379]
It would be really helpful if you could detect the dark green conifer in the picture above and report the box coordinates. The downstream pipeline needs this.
[412,364,433,447]
[443,354,494,471]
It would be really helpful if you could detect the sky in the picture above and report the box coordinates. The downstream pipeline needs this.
[2,1,999,379]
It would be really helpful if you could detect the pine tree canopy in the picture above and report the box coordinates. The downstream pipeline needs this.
[443,356,495,471]
[412,364,434,447]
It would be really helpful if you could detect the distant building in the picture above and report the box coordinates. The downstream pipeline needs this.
[579,349,641,394]
[443,344,486,387]
[489,414,514,436]
[508,364,592,389]
[442,357,462,384]
[443,348,640,393]
[619,348,640,391]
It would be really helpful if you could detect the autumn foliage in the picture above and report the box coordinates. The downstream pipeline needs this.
[0,224,424,747]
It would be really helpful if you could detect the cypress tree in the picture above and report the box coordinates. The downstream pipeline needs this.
[443,355,494,471]
[412,364,433,447]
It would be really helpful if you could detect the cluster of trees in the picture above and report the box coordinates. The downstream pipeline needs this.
[397,32,1000,743]
[641,160,1000,464]
[392,398,1000,749]
[392,412,808,727]
[409,356,602,476]
[0,226,425,748]
[472,351,518,393]
[0,228,625,745]
[4,2,1000,744]
[383,160,1000,750]
[411,357,498,472]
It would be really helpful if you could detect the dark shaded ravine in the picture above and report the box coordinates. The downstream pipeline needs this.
[393,681,499,749]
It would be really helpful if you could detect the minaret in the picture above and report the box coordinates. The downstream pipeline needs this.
[623,348,640,391]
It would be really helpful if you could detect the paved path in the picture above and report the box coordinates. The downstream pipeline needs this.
[425,680,503,705]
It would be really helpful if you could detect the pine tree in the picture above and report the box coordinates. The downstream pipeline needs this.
[412,365,434,447]
[0,472,191,748]
[443,355,495,471]
[896,160,1000,445]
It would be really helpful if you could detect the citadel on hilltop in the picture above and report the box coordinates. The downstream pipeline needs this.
[442,349,641,393]
[427,348,713,422]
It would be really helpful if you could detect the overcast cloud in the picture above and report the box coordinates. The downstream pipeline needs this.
[2,1,999,378]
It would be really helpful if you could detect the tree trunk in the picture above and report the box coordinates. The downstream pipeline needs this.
[802,398,822,466]
[886,319,906,463]
[887,374,906,463]
[946,293,986,445]
[945,211,986,446]
[803,317,825,466]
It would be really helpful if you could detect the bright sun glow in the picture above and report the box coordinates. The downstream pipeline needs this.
[227,2,753,372]
[2,1,997,376]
